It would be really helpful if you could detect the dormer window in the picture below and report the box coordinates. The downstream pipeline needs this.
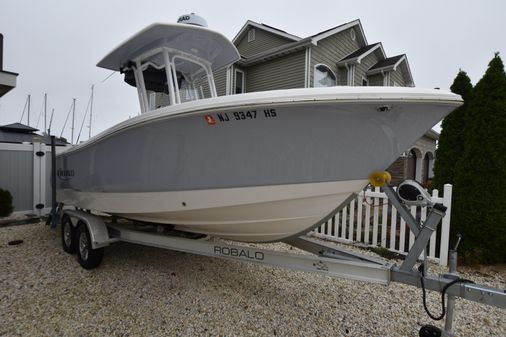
[248,29,256,42]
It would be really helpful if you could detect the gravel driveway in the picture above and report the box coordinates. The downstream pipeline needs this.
[1,223,505,336]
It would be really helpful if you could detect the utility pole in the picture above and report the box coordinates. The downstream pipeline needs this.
[71,98,76,144]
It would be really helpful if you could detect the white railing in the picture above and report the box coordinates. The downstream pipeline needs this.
[312,184,453,266]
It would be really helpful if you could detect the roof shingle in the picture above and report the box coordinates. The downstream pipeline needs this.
[369,55,405,71]
[338,43,381,62]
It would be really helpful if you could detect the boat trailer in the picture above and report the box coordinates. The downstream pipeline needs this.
[48,178,505,337]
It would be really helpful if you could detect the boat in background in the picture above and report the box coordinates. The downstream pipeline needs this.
[55,14,462,242]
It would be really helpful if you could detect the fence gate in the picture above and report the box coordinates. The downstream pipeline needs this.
[0,142,71,216]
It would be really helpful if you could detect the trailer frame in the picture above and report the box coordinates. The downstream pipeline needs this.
[53,182,506,337]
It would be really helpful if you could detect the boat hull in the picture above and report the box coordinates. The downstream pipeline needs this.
[57,180,366,242]
[56,88,461,242]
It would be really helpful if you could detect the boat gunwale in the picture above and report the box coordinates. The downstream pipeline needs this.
[58,87,462,157]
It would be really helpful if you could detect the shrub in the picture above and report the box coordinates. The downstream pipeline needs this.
[433,70,473,192]
[0,188,14,217]
[453,53,506,264]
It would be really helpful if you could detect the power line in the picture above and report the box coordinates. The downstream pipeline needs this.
[101,71,116,83]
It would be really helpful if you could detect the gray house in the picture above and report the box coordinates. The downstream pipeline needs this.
[0,33,18,97]
[212,19,435,186]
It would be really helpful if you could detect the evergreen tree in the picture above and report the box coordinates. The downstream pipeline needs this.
[433,70,473,192]
[452,53,506,264]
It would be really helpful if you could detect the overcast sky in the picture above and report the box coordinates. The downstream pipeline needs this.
[1,0,505,140]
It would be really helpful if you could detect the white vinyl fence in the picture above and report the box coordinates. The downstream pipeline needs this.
[0,142,71,216]
[312,184,453,266]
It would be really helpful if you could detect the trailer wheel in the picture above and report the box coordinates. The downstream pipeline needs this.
[419,325,441,337]
[61,215,77,254]
[76,221,104,269]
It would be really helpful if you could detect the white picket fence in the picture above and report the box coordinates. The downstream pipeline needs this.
[312,184,453,266]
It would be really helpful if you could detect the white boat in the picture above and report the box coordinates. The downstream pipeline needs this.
[56,14,462,242]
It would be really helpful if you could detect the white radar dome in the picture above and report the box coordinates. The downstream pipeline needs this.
[177,13,208,27]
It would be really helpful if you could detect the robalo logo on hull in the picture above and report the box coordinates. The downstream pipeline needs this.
[57,169,75,181]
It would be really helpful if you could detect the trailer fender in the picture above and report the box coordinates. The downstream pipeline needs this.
[62,210,115,249]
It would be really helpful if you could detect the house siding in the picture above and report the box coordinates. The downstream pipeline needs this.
[246,50,305,92]
[310,29,361,87]
[236,29,295,58]
[355,53,379,86]
[214,67,228,96]
[390,68,406,86]
[368,73,383,86]
[337,67,348,86]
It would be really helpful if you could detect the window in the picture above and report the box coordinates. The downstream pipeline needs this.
[248,29,256,42]
[140,61,171,108]
[362,77,368,86]
[314,64,336,87]
[173,56,210,103]
[234,69,245,94]
[148,92,157,110]
[350,29,356,41]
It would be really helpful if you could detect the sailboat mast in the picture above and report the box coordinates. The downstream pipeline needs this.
[89,85,94,139]
[71,98,76,144]
[48,108,55,135]
[44,93,47,134]
[27,94,31,126]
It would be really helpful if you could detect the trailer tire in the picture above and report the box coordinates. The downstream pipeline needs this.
[419,325,441,337]
[76,221,104,269]
[61,215,77,254]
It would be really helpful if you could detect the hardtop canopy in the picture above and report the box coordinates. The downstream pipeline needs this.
[97,23,240,72]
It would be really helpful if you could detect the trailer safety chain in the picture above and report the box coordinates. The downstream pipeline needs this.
[418,264,475,321]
